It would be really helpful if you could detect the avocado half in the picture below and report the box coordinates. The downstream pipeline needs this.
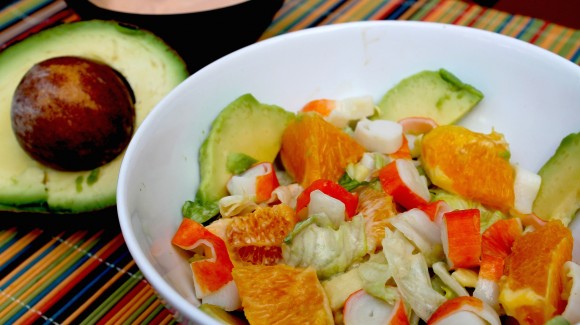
[0,20,189,213]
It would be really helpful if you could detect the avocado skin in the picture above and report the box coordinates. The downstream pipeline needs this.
[195,94,295,205]
[0,20,188,213]
[374,68,483,125]
[533,132,580,226]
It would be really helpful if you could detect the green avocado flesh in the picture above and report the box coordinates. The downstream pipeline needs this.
[0,20,188,213]
[374,69,484,124]
[196,94,295,205]
[533,132,580,226]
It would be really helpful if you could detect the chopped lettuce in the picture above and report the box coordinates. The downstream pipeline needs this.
[389,209,444,266]
[282,214,367,279]
[382,228,446,321]
[357,253,399,304]
[182,199,219,224]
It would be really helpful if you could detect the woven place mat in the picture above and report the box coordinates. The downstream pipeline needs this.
[1,0,579,324]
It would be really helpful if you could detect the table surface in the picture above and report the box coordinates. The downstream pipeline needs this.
[1,1,579,324]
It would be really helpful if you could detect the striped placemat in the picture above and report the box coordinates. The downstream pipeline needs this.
[1,0,579,324]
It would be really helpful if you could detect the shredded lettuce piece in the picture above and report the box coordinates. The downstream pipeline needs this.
[389,209,444,266]
[432,261,469,297]
[282,214,367,279]
[357,253,399,304]
[431,276,456,300]
[182,199,219,224]
[218,195,257,218]
[430,189,506,231]
[382,228,446,321]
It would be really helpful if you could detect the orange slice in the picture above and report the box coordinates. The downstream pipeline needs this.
[420,125,515,211]
[499,220,573,324]
[232,264,333,325]
[355,185,398,251]
[280,112,365,188]
[226,204,298,265]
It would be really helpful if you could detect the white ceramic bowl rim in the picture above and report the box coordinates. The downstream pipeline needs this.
[117,20,580,324]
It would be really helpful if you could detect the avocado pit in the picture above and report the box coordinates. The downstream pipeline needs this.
[11,56,136,171]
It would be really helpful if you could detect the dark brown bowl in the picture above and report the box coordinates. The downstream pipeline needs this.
[65,0,284,73]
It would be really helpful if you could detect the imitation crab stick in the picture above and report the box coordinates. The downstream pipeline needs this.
[226,162,279,203]
[441,209,481,270]
[379,159,430,210]
[427,296,501,325]
[418,200,451,226]
[301,95,375,128]
[354,118,404,154]
[388,135,412,160]
[473,218,523,312]
[343,289,410,325]
[295,179,358,219]
[398,116,438,135]
[171,218,240,310]
[513,164,542,214]
[561,261,580,324]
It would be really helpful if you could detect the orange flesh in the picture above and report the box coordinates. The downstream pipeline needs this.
[421,125,515,211]
[280,112,365,188]
[232,264,333,325]
[226,204,298,265]
[355,186,398,251]
[500,220,573,324]
[479,218,522,281]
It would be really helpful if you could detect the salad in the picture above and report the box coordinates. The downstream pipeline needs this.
[171,69,579,325]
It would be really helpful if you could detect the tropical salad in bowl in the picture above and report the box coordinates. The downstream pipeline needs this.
[170,68,580,325]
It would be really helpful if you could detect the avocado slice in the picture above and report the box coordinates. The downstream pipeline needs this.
[533,132,580,226]
[374,69,484,125]
[0,20,188,213]
[183,94,295,222]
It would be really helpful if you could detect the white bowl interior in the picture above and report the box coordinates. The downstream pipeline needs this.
[117,20,580,324]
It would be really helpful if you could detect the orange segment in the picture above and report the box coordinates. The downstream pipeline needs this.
[280,112,365,188]
[479,218,522,282]
[226,204,298,265]
[232,264,333,325]
[499,220,573,324]
[420,125,515,211]
[355,185,398,251]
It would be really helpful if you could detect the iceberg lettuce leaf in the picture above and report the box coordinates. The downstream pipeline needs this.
[382,228,446,321]
[282,214,367,279]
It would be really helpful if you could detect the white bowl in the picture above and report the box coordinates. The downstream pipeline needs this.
[117,20,580,324]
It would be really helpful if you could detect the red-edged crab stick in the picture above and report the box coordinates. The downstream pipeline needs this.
[379,159,431,210]
[226,162,279,203]
[354,118,404,154]
[171,218,240,311]
[295,179,359,220]
[427,296,501,325]
[398,116,438,135]
[343,289,410,325]
[301,95,375,128]
[418,200,451,226]
[441,209,481,270]
[473,218,523,312]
